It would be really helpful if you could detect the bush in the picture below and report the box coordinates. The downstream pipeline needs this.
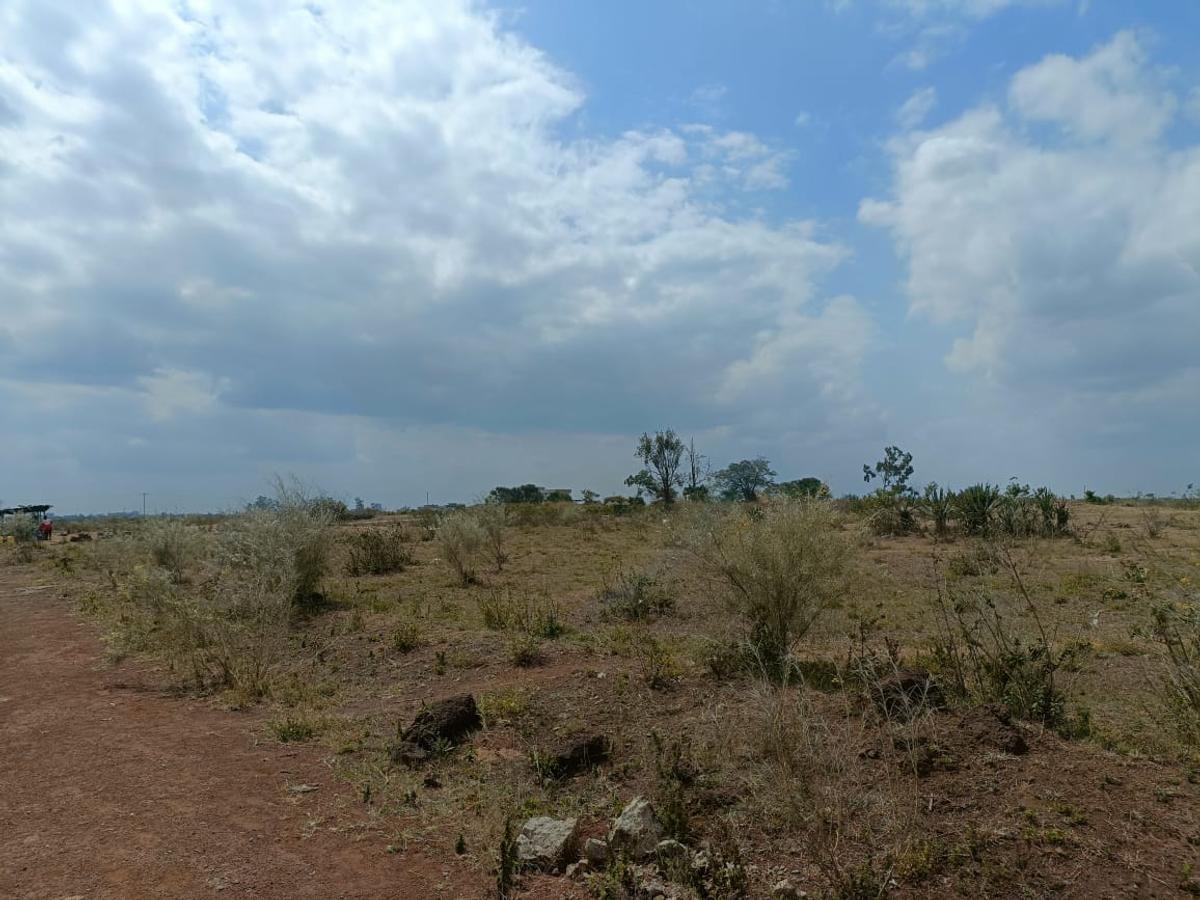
[476,504,509,572]
[2,516,38,561]
[93,479,337,700]
[3,515,38,544]
[956,484,1000,536]
[141,518,203,582]
[865,489,919,536]
[478,590,564,637]
[508,634,545,668]
[684,500,855,679]
[930,551,1087,732]
[1141,599,1200,747]
[392,619,422,654]
[1032,487,1071,536]
[775,477,830,500]
[487,484,546,504]
[344,527,414,576]
[922,483,953,537]
[437,511,484,586]
[599,570,675,621]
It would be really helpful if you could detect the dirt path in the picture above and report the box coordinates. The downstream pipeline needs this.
[0,570,480,899]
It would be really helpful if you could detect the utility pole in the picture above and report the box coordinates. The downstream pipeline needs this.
[141,493,148,517]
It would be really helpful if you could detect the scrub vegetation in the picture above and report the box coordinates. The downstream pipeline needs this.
[27,444,1200,898]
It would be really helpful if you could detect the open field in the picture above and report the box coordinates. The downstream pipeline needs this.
[6,496,1200,898]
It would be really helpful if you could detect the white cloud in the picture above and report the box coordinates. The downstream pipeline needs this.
[0,0,872,505]
[896,86,937,129]
[862,33,1200,438]
[1009,31,1174,144]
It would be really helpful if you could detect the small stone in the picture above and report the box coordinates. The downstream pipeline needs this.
[609,796,665,859]
[287,783,319,793]
[772,878,804,899]
[565,860,591,879]
[516,816,579,872]
[584,837,610,867]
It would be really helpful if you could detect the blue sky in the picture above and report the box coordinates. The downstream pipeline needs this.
[1,0,1198,512]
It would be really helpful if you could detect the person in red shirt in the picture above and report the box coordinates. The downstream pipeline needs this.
[38,516,52,541]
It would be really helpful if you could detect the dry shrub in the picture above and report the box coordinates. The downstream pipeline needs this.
[437,511,484,585]
[2,515,39,563]
[140,518,204,582]
[704,685,919,896]
[1139,573,1200,748]
[682,500,856,679]
[476,504,509,572]
[92,482,334,700]
[344,527,414,576]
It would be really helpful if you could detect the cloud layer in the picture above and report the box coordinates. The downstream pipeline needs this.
[863,32,1200,458]
[0,0,875,506]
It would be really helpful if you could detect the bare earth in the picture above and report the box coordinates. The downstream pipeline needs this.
[0,570,480,900]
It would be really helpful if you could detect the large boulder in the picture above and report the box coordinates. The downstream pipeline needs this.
[516,816,578,872]
[609,796,665,859]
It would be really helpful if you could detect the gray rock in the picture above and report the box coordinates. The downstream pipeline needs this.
[584,837,610,867]
[565,860,590,879]
[516,816,578,871]
[609,796,665,859]
[628,864,690,899]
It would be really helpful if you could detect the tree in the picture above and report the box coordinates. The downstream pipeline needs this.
[713,458,777,502]
[776,477,828,499]
[684,437,709,496]
[625,429,685,505]
[487,484,546,504]
[862,445,914,494]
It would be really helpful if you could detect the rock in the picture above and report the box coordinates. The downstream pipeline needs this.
[401,694,481,750]
[609,796,665,859]
[628,864,687,899]
[537,733,611,779]
[772,878,805,899]
[516,816,578,872]
[872,669,944,717]
[565,860,591,879]
[584,837,611,867]
[388,740,430,767]
[655,839,691,867]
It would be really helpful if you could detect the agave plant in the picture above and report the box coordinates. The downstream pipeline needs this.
[922,482,954,537]
[956,483,1000,536]
[1032,487,1070,536]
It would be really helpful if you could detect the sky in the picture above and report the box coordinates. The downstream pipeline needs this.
[1,0,1198,513]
